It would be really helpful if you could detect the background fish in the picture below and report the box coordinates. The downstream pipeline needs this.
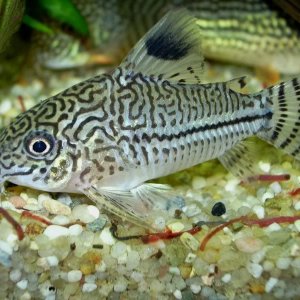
[1,11,300,229]
[29,0,300,74]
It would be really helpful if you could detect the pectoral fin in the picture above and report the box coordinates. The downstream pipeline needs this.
[84,183,184,230]
[218,139,260,178]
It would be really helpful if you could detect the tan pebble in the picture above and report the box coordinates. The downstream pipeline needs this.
[235,236,263,253]
[25,223,44,237]
[43,199,71,216]
[249,282,265,294]
[179,265,192,279]
[9,196,27,208]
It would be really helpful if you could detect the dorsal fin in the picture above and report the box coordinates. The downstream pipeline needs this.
[117,10,205,84]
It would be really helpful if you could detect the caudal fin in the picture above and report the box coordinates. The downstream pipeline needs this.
[257,78,300,160]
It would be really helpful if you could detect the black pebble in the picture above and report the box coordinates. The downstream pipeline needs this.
[211,202,226,216]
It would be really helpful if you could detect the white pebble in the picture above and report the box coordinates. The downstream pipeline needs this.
[180,232,199,251]
[85,275,96,283]
[276,257,291,270]
[251,249,266,264]
[269,182,282,194]
[253,205,265,219]
[43,199,71,215]
[293,257,300,268]
[234,236,263,253]
[294,202,300,211]
[126,250,140,270]
[152,217,166,231]
[0,99,12,114]
[263,260,274,271]
[23,204,40,211]
[221,273,231,283]
[173,289,182,299]
[99,228,115,245]
[68,224,83,236]
[9,269,22,282]
[82,283,97,293]
[51,215,70,225]
[43,225,69,240]
[259,161,271,173]
[7,234,18,245]
[247,262,263,278]
[225,178,240,192]
[0,240,13,255]
[265,277,278,293]
[182,204,201,217]
[190,284,201,294]
[130,271,143,282]
[0,201,15,210]
[17,279,28,290]
[294,220,300,232]
[192,177,207,190]
[185,253,196,263]
[67,270,82,282]
[37,257,49,269]
[261,191,274,203]
[20,292,31,300]
[95,261,106,272]
[169,267,180,275]
[114,277,128,292]
[111,241,127,258]
[167,222,185,233]
[37,193,52,207]
[72,204,98,223]
[266,223,281,232]
[87,205,100,219]
[46,256,59,267]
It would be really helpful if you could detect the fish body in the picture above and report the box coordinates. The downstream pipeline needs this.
[1,11,300,228]
[32,0,300,74]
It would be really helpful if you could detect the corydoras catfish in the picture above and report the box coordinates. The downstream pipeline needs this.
[1,11,300,228]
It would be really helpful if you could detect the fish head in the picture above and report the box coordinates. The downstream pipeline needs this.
[0,98,75,192]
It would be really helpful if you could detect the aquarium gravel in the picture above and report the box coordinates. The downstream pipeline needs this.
[0,64,300,299]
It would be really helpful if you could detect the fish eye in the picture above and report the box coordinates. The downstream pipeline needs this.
[25,131,55,157]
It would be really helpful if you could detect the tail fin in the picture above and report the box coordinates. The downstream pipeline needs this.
[257,78,300,160]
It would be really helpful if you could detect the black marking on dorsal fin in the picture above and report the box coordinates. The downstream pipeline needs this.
[117,10,205,85]
[146,28,192,61]
[238,77,247,89]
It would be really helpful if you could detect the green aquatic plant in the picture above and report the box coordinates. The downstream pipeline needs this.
[0,0,25,53]
[25,0,89,36]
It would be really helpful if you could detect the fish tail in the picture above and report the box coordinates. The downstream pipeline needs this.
[257,77,300,160]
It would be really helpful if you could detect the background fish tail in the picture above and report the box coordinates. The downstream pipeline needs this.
[257,77,300,160]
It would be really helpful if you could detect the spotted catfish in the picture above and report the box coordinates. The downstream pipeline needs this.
[1,11,300,228]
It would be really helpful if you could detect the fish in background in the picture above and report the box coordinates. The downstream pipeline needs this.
[1,10,300,229]
[29,0,300,75]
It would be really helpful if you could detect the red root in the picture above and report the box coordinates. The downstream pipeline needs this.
[142,226,201,243]
[21,211,52,226]
[247,174,290,183]
[199,215,300,251]
[18,95,26,112]
[288,188,300,197]
[0,207,24,240]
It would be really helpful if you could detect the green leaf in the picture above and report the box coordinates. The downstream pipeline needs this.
[37,0,89,36]
[0,0,25,53]
[22,15,54,35]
